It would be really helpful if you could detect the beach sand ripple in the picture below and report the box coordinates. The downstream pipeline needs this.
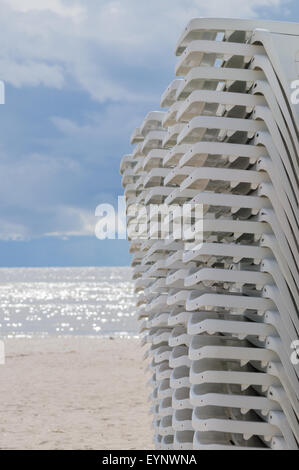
[0,337,153,450]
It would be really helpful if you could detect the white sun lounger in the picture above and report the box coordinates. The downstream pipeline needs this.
[121,17,299,450]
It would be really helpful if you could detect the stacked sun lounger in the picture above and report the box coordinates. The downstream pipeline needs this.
[120,18,299,450]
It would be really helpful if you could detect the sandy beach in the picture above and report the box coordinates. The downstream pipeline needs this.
[0,337,153,450]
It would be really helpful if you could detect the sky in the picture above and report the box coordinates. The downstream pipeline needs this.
[0,0,298,267]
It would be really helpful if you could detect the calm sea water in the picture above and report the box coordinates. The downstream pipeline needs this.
[0,267,137,338]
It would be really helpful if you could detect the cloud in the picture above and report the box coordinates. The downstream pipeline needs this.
[0,0,295,246]
[0,205,96,241]
[2,0,85,19]
[0,102,142,240]
[0,218,29,241]
[0,59,64,88]
[0,0,290,101]
[44,206,97,238]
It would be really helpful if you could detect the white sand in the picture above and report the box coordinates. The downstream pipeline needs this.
[0,337,153,450]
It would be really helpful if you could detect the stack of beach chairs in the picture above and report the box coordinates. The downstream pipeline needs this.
[120,18,299,450]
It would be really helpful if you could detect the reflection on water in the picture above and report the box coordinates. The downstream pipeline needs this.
[0,267,137,338]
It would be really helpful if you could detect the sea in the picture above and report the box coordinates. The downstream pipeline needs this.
[0,267,137,338]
